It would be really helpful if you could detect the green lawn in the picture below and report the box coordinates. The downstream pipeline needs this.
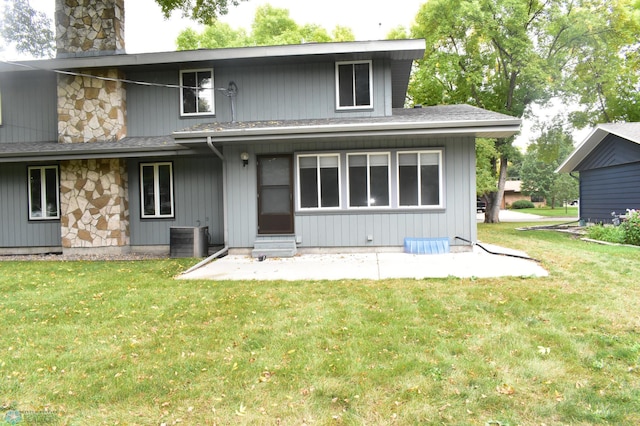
[1,224,640,425]
[510,206,579,217]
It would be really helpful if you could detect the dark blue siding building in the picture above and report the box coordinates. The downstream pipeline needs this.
[557,123,640,224]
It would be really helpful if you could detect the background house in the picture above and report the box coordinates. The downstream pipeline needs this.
[501,180,544,208]
[557,123,640,224]
[0,0,521,256]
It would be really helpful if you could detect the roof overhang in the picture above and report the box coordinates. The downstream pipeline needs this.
[173,105,522,144]
[556,123,640,173]
[0,39,426,72]
[173,120,522,144]
[0,137,193,163]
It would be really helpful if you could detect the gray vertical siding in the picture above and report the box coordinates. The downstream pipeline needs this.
[224,135,477,249]
[0,163,61,247]
[0,71,58,143]
[128,155,224,245]
[126,60,388,136]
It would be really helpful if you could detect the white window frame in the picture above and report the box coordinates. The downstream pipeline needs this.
[335,60,373,110]
[296,154,342,210]
[140,162,175,219]
[396,150,444,209]
[346,152,391,208]
[179,68,215,116]
[28,165,60,220]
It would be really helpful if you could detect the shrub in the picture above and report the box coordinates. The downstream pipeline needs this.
[620,209,640,246]
[586,224,626,244]
[511,199,535,209]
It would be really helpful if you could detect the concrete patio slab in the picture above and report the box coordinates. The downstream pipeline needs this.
[178,244,548,281]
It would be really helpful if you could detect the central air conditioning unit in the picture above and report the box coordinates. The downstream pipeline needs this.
[169,226,209,258]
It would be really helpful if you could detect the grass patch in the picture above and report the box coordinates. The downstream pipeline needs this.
[510,206,578,217]
[1,226,640,424]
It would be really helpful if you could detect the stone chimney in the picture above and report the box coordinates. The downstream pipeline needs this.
[55,0,127,144]
[55,0,125,58]
[55,0,130,254]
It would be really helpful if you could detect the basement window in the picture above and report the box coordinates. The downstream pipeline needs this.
[140,162,174,218]
[28,165,60,220]
[180,69,214,116]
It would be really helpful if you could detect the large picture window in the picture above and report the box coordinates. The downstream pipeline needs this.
[28,165,59,220]
[297,154,340,209]
[180,69,214,116]
[398,151,442,207]
[336,61,372,109]
[347,153,390,208]
[140,162,174,218]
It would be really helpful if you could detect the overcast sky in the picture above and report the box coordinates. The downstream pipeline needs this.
[17,0,425,54]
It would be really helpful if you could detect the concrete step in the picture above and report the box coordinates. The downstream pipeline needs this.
[252,236,297,258]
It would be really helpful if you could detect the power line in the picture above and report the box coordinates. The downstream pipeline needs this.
[0,59,201,91]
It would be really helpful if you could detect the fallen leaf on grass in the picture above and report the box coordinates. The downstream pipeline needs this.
[496,383,515,395]
[235,403,246,416]
[538,346,551,355]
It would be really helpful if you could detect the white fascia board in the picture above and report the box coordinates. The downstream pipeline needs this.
[174,121,522,143]
[0,150,188,163]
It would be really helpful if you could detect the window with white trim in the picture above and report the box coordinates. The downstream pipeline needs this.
[397,151,442,207]
[297,154,341,209]
[347,153,390,208]
[180,69,214,116]
[336,61,372,109]
[28,165,59,220]
[140,162,174,218]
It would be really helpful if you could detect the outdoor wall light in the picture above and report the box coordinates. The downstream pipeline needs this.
[240,152,250,167]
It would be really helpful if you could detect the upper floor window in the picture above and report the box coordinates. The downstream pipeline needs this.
[180,69,214,116]
[28,165,59,220]
[140,162,174,218]
[347,153,390,208]
[297,154,341,210]
[336,61,372,110]
[398,151,443,207]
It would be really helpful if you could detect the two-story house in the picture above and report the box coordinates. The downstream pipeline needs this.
[0,0,521,257]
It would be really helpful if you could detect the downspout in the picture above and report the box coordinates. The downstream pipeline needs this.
[182,136,229,275]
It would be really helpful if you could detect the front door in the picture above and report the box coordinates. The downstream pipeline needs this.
[257,154,294,234]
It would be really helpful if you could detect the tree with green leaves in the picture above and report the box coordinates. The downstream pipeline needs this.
[409,0,638,223]
[520,121,578,208]
[156,0,247,25]
[566,0,640,127]
[476,138,499,204]
[176,5,354,50]
[176,22,249,50]
[0,0,54,57]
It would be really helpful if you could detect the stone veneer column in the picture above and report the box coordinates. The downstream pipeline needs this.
[57,69,127,143]
[55,0,130,253]
[60,159,130,253]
